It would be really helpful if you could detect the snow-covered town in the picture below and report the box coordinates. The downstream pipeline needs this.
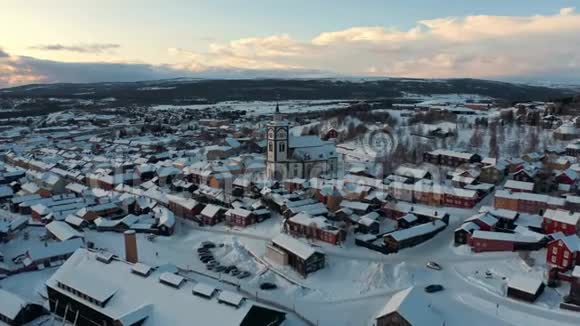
[4,3,580,326]
[0,89,579,326]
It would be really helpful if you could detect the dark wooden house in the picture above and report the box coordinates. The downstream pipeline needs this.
[268,234,325,277]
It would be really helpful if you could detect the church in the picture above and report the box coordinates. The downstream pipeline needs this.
[266,104,338,180]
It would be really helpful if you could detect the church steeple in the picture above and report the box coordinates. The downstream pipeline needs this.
[273,96,282,121]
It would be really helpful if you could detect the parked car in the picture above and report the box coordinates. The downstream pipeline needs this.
[215,266,227,273]
[426,261,442,271]
[260,282,277,290]
[207,262,219,270]
[224,265,236,273]
[424,284,444,293]
[237,271,251,279]
[201,241,216,249]
[230,269,241,276]
[485,270,493,279]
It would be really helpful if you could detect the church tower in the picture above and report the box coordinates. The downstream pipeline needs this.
[266,102,289,180]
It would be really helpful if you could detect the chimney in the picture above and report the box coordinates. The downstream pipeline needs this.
[124,230,138,263]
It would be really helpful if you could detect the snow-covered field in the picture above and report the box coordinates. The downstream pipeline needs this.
[151,99,357,115]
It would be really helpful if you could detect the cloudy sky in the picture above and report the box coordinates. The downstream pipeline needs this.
[1,0,580,87]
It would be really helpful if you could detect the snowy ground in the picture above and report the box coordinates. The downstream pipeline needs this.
[151,99,357,116]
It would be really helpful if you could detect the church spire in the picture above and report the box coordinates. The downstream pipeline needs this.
[273,94,282,121]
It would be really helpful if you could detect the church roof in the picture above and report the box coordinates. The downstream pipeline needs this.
[289,135,328,148]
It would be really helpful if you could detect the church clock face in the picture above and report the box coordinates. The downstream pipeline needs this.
[276,129,287,139]
[268,129,274,139]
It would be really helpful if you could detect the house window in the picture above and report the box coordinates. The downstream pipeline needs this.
[564,251,570,258]
[552,247,558,254]
[279,142,286,152]
[563,259,569,266]
[551,256,557,263]
[268,142,274,152]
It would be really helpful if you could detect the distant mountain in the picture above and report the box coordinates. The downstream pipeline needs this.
[0,78,575,110]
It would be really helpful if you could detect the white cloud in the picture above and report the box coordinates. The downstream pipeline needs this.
[171,8,580,80]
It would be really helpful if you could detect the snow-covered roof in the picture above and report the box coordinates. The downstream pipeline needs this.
[159,272,185,288]
[428,149,476,160]
[46,220,83,241]
[272,233,320,260]
[27,238,83,262]
[339,200,370,212]
[288,213,339,233]
[466,213,498,227]
[289,135,327,148]
[376,287,443,326]
[508,275,543,294]
[0,289,27,320]
[155,207,176,228]
[543,209,580,226]
[495,190,564,206]
[201,204,223,218]
[455,221,480,233]
[217,290,244,307]
[386,220,446,242]
[471,231,538,243]
[192,282,217,298]
[131,263,153,276]
[288,202,329,216]
[46,249,284,325]
[59,268,118,303]
[394,166,429,179]
[504,180,535,192]
[480,207,519,221]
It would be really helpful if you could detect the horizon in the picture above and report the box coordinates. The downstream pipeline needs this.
[2,2,580,87]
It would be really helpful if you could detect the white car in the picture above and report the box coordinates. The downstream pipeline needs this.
[426,261,442,271]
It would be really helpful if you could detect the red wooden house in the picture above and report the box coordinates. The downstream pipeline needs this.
[546,235,580,271]
[468,230,543,253]
[225,207,256,227]
[543,209,580,236]
[167,195,203,221]
[555,169,578,185]
[511,169,536,183]
[469,231,516,252]
[199,204,226,225]
[284,213,345,245]
[443,188,478,208]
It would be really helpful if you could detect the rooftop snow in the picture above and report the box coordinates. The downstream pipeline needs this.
[272,233,319,260]
[0,289,28,320]
[377,287,443,326]
[508,275,543,294]
[45,221,83,241]
[46,249,282,325]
